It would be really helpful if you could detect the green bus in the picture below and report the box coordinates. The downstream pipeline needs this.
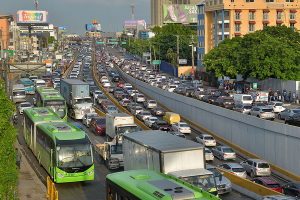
[35,87,67,121]
[23,108,94,183]
[106,169,221,200]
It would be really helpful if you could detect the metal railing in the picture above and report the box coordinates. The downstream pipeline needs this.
[46,176,58,200]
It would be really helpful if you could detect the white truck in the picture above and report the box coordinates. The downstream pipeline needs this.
[106,113,138,141]
[123,130,219,197]
[94,139,124,169]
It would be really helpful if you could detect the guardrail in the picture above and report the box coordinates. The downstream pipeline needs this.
[93,106,106,117]
[46,176,58,200]
[115,64,300,182]
[92,54,150,131]
[63,57,76,79]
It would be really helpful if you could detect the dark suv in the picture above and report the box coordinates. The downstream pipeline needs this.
[213,97,235,109]
[112,74,120,82]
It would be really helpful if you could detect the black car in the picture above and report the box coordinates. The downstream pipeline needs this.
[285,113,300,126]
[99,72,106,78]
[213,97,235,109]
[150,107,165,116]
[282,182,300,197]
[202,95,215,104]
[89,85,98,96]
[112,74,120,82]
[152,121,171,132]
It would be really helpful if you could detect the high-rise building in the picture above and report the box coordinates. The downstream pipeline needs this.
[151,0,200,27]
[197,0,300,72]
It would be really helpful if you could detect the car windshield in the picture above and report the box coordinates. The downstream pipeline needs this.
[292,110,300,113]
[275,103,283,106]
[223,148,234,153]
[205,150,212,154]
[88,114,99,118]
[110,145,123,154]
[107,106,117,110]
[75,98,93,104]
[24,83,33,87]
[204,136,214,140]
[96,119,106,125]
[243,96,252,100]
[262,109,273,112]
[170,85,176,88]
[244,106,252,109]
[257,103,266,106]
[43,78,50,82]
[232,168,245,172]
[180,124,189,127]
[143,112,151,115]
[21,103,31,107]
[37,83,46,86]
[56,144,93,168]
[207,167,221,177]
[13,91,26,96]
[258,163,270,168]
[267,184,280,188]
[181,174,216,193]
[149,100,156,103]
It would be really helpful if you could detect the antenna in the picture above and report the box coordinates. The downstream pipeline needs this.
[130,4,135,20]
[34,0,38,10]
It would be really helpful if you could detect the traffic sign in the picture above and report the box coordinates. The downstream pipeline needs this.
[152,60,161,65]
[122,42,126,44]
[253,83,257,89]
[179,59,187,64]
[111,42,118,44]
[97,42,105,44]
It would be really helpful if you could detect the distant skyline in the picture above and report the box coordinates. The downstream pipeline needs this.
[0,0,151,35]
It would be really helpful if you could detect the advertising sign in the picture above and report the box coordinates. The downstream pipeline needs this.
[124,20,146,30]
[16,10,49,25]
[163,5,197,24]
[253,83,257,89]
[86,24,101,31]
[153,60,161,65]
[143,52,150,57]
[59,26,67,33]
[179,59,187,64]
[8,45,15,51]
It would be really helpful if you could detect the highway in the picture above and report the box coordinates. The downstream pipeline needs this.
[13,43,290,200]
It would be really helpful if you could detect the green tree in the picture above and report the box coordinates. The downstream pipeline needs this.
[203,25,300,81]
[166,48,177,67]
[0,79,19,199]
[47,36,55,44]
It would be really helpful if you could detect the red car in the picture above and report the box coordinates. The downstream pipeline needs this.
[101,100,113,109]
[251,177,282,193]
[118,81,125,88]
[90,117,106,136]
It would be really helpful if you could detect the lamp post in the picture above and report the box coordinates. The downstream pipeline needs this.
[134,42,137,116]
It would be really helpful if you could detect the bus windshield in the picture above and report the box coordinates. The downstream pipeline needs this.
[13,90,25,96]
[75,98,93,104]
[24,83,33,88]
[181,174,216,193]
[118,126,138,134]
[56,144,93,168]
[45,100,66,118]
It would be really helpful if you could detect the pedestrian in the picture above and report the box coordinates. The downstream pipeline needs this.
[183,75,186,80]
[281,94,284,103]
[180,73,183,79]
[277,89,281,101]
[16,148,21,173]
[293,92,296,103]
[288,91,291,103]
[297,94,299,104]
[274,90,278,100]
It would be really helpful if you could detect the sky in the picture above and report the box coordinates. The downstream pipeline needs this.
[0,0,151,35]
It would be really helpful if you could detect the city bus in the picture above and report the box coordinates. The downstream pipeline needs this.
[36,92,67,121]
[105,169,221,200]
[23,109,94,183]
[11,84,26,102]
[17,78,35,94]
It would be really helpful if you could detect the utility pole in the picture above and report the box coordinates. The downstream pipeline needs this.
[159,44,161,71]
[191,35,194,69]
[0,29,3,59]
[176,35,179,69]
[149,39,152,65]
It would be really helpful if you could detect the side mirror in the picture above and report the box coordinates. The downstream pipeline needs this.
[219,174,223,182]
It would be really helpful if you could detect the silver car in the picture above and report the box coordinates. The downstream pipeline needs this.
[233,103,253,114]
[205,148,214,162]
[18,102,33,114]
[206,165,232,194]
[240,159,271,178]
[249,107,275,120]
[143,100,157,109]
[278,109,300,120]
[212,146,236,160]
[82,113,100,127]
[262,195,297,200]
[104,105,118,114]
[136,94,146,102]
[218,163,247,179]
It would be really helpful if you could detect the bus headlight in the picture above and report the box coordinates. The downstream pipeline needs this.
[87,169,94,176]
[56,172,65,178]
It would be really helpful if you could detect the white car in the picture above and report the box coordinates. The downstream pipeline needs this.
[93,90,102,99]
[171,122,191,134]
[100,76,109,83]
[140,65,147,70]
[131,106,143,115]
[136,94,146,102]
[123,83,132,90]
[143,100,157,109]
[144,117,158,128]
[18,102,33,114]
[205,148,214,162]
[165,85,177,92]
[103,81,111,87]
[82,113,100,127]
[196,134,217,146]
[265,101,285,113]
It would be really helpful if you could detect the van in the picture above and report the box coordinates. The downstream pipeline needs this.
[233,94,253,104]
[163,112,180,125]
[34,79,47,90]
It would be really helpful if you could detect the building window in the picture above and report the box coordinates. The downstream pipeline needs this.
[200,54,204,60]
[212,24,215,29]
[263,12,269,20]
[290,12,296,20]
[219,0,223,4]
[224,23,229,28]
[235,24,241,32]
[263,23,268,29]
[214,0,217,5]
[235,12,241,20]
[249,12,255,20]
[224,11,229,17]
[276,12,282,20]
[210,1,212,5]
[206,2,208,6]
[246,0,255,2]
[213,35,215,40]
[231,0,234,2]
[249,24,255,32]
[224,35,229,39]
[199,6,204,14]
[265,0,274,2]
[217,35,222,40]
[290,23,295,29]
[286,0,294,2]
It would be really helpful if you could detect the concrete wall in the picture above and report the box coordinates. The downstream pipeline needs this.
[120,69,300,177]
[178,66,192,77]
[160,61,177,77]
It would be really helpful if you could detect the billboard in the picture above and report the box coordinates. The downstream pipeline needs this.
[124,20,146,30]
[59,26,67,33]
[163,4,197,24]
[86,24,101,31]
[16,10,49,25]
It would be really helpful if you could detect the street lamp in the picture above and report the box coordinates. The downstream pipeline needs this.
[134,42,137,116]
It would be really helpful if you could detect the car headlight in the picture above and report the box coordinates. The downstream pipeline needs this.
[226,182,232,187]
[56,172,65,178]
[87,169,94,176]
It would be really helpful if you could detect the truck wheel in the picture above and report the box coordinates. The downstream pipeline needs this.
[250,171,255,178]
[98,155,104,164]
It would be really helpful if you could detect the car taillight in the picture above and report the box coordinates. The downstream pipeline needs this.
[242,108,245,111]
[260,112,265,113]
[205,141,209,143]
[213,141,216,143]
[223,153,227,156]
[241,101,243,104]
[270,168,271,171]
[123,103,125,105]
[255,168,258,171]
[244,172,247,174]
[274,105,276,108]
[159,128,161,130]
[233,153,236,156]
[223,102,225,105]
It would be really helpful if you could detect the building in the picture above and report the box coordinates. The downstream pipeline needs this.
[151,0,200,27]
[197,0,300,72]
[197,1,205,72]
[0,16,11,50]
[85,31,101,38]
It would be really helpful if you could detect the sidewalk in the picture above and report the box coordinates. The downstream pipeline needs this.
[15,143,48,200]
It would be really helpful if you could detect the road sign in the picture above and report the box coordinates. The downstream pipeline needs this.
[97,42,105,44]
[122,42,126,44]
[152,60,161,65]
[4,50,14,56]
[179,59,187,64]
[143,52,150,57]
[111,42,118,44]
[253,83,257,89]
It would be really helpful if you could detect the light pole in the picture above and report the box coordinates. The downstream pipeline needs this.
[134,42,137,116]
[159,44,161,71]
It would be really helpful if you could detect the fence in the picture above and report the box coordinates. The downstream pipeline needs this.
[46,176,58,200]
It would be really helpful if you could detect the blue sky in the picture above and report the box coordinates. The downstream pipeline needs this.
[0,0,150,35]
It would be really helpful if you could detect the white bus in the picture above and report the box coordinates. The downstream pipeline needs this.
[11,84,26,102]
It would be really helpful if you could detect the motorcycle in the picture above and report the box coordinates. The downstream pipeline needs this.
[13,113,18,124]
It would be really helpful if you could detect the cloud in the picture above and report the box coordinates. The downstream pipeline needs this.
[66,0,147,7]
